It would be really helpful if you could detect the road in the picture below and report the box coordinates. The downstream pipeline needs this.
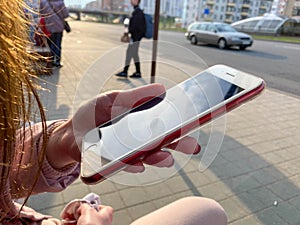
[67,21,300,97]
[169,31,300,97]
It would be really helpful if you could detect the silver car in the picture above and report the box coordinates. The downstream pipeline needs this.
[185,22,253,50]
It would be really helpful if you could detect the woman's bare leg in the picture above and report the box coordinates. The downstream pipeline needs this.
[131,197,227,225]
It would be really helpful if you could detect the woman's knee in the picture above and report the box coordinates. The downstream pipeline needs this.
[176,196,227,225]
[131,196,227,225]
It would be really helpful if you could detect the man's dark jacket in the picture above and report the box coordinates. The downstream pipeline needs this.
[129,5,146,42]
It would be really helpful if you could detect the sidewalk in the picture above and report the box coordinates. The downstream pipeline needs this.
[28,22,300,225]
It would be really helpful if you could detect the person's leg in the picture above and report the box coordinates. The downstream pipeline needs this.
[51,32,63,66]
[130,42,141,78]
[133,62,140,75]
[116,43,134,77]
[47,36,54,63]
[132,42,140,73]
[131,197,227,225]
[124,43,135,73]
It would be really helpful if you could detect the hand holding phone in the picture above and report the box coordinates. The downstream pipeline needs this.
[80,65,265,184]
[71,83,199,170]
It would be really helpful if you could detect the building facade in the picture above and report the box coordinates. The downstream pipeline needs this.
[180,0,273,27]
[271,0,300,17]
[81,0,299,27]
[131,0,273,27]
[295,0,300,16]
[122,0,184,15]
[284,0,298,16]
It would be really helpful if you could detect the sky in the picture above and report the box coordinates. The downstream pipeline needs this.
[65,0,93,7]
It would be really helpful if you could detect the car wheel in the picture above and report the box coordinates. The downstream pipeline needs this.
[218,38,227,49]
[190,36,198,45]
[239,46,246,50]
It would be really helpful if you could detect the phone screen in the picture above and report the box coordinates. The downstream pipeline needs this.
[82,70,245,178]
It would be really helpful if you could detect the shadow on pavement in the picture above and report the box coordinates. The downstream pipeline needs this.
[178,130,300,225]
[37,68,70,120]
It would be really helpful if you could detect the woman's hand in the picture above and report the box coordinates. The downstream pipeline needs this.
[46,83,200,170]
[61,203,113,225]
[124,135,201,173]
[76,204,113,225]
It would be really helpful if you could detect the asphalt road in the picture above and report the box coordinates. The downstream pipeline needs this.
[160,30,300,97]
[68,21,300,97]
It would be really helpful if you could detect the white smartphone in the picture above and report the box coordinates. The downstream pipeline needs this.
[80,64,265,184]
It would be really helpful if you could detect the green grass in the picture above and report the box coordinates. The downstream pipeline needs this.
[251,35,300,43]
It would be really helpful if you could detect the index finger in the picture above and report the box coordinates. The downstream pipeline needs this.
[104,83,166,121]
[108,83,165,109]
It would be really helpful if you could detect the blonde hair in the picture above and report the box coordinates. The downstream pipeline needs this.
[0,0,47,219]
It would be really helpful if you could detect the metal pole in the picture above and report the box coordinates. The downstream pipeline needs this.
[150,0,160,83]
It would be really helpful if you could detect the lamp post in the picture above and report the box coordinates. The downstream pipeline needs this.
[150,0,160,83]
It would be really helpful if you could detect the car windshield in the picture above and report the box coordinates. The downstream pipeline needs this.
[215,24,237,32]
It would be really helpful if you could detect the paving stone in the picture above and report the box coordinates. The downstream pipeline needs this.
[61,182,90,203]
[260,166,288,181]
[256,208,288,225]
[236,191,267,213]
[288,196,300,211]
[181,157,200,173]
[211,160,249,178]
[267,179,300,201]
[88,179,117,194]
[112,209,133,225]
[100,191,126,211]
[183,170,212,187]
[142,182,173,201]
[224,174,262,194]
[261,151,288,165]
[273,201,300,225]
[197,181,234,201]
[164,174,191,193]
[230,215,262,225]
[274,148,300,161]
[250,167,281,185]
[219,197,249,223]
[126,201,157,221]
[249,141,282,154]
[28,192,64,211]
[151,190,194,209]
[287,145,300,157]
[119,187,150,207]
[221,147,255,162]
[247,187,283,209]
[219,139,246,151]
[208,153,229,166]
[201,169,222,182]
[276,161,300,177]
[290,174,300,187]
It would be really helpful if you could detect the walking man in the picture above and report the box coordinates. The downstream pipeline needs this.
[116,0,146,78]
